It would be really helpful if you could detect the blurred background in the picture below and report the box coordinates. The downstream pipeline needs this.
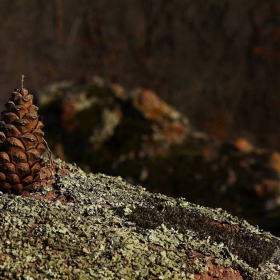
[2,0,280,234]
[1,0,280,148]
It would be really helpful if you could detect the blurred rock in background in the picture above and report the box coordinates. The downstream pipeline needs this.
[37,77,280,236]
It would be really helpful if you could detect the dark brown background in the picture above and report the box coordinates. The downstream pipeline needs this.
[1,0,280,149]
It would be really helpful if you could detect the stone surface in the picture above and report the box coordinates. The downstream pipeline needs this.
[0,158,279,279]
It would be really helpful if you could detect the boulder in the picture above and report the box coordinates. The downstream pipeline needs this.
[0,158,279,279]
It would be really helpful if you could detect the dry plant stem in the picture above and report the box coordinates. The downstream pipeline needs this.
[43,138,55,172]
[21,74,25,91]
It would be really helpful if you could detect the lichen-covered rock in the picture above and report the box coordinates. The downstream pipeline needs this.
[0,158,279,279]
[36,77,280,235]
[37,77,190,157]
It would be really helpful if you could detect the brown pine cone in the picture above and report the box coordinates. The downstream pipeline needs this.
[0,79,52,194]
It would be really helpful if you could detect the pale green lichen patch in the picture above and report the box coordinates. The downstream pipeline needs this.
[0,158,279,279]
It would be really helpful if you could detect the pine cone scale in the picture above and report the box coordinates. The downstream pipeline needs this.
[22,175,33,185]
[0,172,6,181]
[2,162,16,173]
[16,162,29,178]
[1,112,19,123]
[0,152,10,163]
[10,150,27,163]
[7,173,20,183]
[4,125,21,137]
[13,107,28,118]
[20,133,37,150]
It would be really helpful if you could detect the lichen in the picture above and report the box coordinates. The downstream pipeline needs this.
[0,158,279,279]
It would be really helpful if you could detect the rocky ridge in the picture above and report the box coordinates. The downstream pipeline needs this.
[0,158,279,279]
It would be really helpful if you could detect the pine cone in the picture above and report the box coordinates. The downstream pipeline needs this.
[0,82,50,194]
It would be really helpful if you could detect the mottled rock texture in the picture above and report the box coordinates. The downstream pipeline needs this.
[37,77,280,236]
[0,158,279,279]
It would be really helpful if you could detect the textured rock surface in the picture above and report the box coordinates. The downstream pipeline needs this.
[37,77,280,235]
[0,158,279,279]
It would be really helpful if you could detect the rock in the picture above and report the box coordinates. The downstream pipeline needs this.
[36,77,280,235]
[37,76,190,159]
[0,158,279,279]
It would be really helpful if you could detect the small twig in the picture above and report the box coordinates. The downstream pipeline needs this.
[43,138,55,173]
[21,75,25,91]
